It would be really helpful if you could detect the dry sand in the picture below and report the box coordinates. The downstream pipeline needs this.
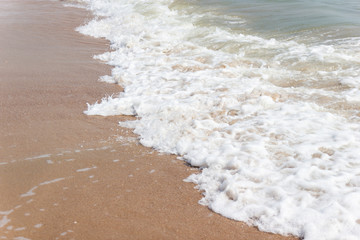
[0,0,298,239]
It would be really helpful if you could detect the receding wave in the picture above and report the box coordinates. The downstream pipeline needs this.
[76,0,360,239]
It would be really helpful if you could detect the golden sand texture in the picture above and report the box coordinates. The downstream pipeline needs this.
[0,0,298,239]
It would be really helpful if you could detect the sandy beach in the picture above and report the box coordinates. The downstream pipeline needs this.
[0,0,298,239]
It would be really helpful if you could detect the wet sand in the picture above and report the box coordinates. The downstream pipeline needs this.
[0,0,298,239]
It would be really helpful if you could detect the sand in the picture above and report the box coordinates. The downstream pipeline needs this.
[0,0,298,239]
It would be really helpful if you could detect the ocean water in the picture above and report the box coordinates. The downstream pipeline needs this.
[75,0,360,239]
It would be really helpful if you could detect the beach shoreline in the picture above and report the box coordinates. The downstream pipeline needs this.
[0,0,297,239]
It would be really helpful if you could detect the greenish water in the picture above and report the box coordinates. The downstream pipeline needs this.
[174,0,360,41]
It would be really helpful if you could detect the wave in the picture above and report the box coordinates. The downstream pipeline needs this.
[76,0,360,239]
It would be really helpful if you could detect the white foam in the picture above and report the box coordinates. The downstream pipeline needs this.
[0,216,10,228]
[39,178,65,186]
[20,186,38,198]
[0,210,13,215]
[76,166,97,172]
[14,227,26,231]
[34,223,43,229]
[77,0,360,239]
[20,178,65,198]
[25,154,51,161]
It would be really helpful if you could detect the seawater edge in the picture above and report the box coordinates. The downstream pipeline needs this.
[0,0,298,239]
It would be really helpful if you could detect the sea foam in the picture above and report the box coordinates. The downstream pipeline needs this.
[76,0,360,239]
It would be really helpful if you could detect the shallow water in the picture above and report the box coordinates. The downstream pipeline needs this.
[187,0,360,38]
[77,0,360,239]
